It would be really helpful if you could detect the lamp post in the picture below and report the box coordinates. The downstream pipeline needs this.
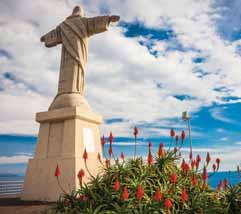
[182,111,192,159]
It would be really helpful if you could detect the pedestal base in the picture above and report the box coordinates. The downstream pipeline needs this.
[49,93,91,111]
[21,107,103,201]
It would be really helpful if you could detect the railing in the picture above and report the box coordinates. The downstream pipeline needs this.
[0,181,24,196]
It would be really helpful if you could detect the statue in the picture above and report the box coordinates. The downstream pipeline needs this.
[40,6,120,109]
[21,6,120,201]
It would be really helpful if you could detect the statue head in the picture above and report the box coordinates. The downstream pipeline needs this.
[72,6,84,17]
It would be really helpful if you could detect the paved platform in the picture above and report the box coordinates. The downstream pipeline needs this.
[0,196,54,214]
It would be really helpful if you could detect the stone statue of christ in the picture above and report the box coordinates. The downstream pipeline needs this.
[41,6,120,99]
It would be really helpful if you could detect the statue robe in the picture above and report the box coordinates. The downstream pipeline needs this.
[41,15,110,95]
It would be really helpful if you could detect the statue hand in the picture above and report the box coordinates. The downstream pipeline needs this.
[40,35,45,42]
[109,15,120,23]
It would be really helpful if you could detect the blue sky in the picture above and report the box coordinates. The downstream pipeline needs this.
[0,0,241,174]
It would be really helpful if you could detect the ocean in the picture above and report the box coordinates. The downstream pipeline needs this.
[0,171,240,190]
[0,135,240,189]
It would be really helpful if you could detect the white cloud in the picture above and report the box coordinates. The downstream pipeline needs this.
[178,145,241,171]
[209,107,235,123]
[0,155,32,164]
[124,144,240,171]
[0,0,240,141]
[217,128,225,133]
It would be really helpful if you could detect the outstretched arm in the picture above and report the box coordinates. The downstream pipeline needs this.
[86,15,120,37]
[40,27,62,48]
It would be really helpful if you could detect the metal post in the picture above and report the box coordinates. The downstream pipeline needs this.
[182,111,192,157]
[187,118,192,157]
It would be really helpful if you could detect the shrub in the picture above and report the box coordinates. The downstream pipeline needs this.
[49,128,241,214]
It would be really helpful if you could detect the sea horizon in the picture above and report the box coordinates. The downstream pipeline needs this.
[0,134,240,190]
[0,171,240,189]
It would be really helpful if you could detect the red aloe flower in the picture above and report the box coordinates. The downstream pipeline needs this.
[134,127,138,137]
[121,187,129,200]
[83,149,88,161]
[77,169,85,179]
[181,159,190,175]
[223,179,228,191]
[105,159,110,168]
[175,135,179,144]
[174,147,177,154]
[191,160,196,170]
[202,167,208,181]
[181,188,188,204]
[191,174,198,186]
[109,132,113,145]
[77,169,85,186]
[154,188,162,202]
[217,180,222,191]
[97,153,102,163]
[206,152,211,165]
[136,185,144,202]
[79,195,88,201]
[183,163,190,175]
[212,164,216,172]
[134,127,138,159]
[113,179,120,191]
[101,135,106,147]
[55,165,61,177]
[216,158,220,170]
[63,199,69,206]
[158,143,164,158]
[165,198,172,210]
[202,182,207,190]
[170,129,175,138]
[108,144,113,156]
[147,151,153,166]
[196,154,201,170]
[181,159,186,170]
[120,152,125,161]
[148,142,152,148]
[189,150,193,160]
[181,130,185,143]
[170,173,177,184]
[196,154,201,163]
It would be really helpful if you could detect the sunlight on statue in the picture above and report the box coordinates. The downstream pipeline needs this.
[41,6,120,109]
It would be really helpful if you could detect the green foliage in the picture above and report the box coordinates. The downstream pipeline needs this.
[223,182,241,214]
[48,151,241,214]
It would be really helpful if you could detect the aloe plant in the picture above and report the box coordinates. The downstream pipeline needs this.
[49,128,240,214]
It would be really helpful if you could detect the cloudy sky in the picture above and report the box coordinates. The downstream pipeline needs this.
[0,0,241,172]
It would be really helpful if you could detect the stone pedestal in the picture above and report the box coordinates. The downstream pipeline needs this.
[21,107,103,201]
